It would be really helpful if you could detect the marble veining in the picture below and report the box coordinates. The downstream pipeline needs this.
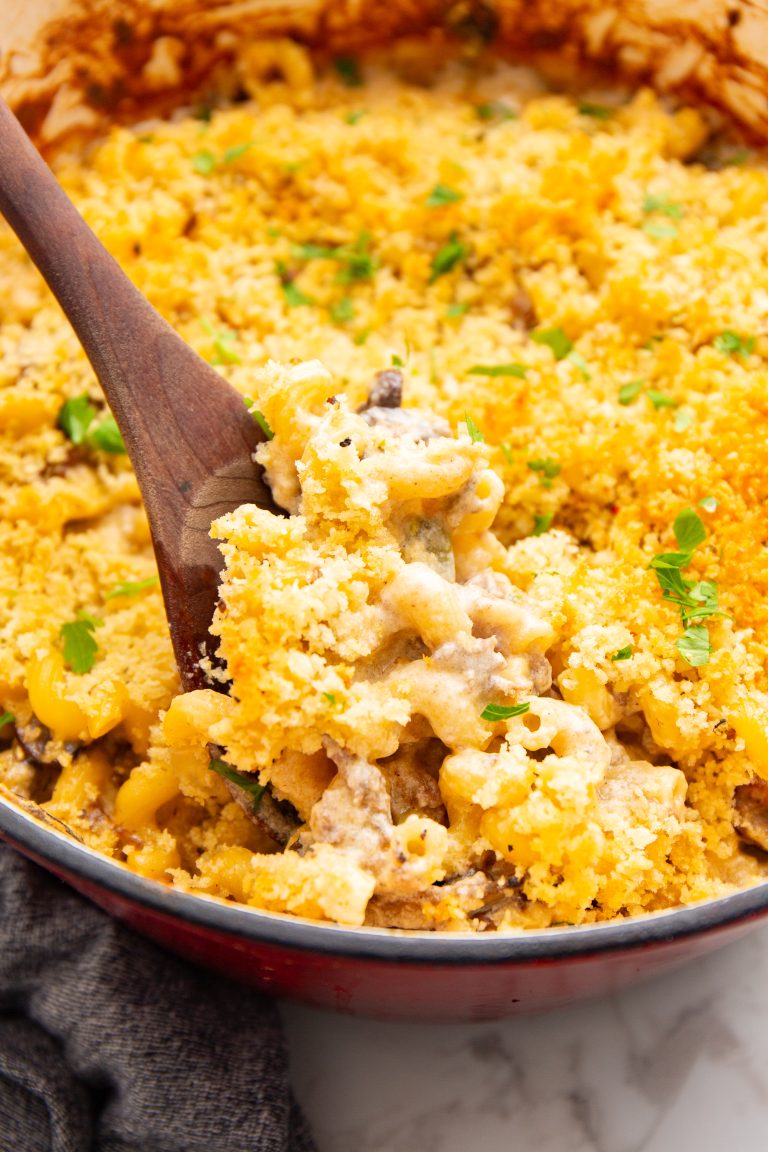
[282,925,768,1151]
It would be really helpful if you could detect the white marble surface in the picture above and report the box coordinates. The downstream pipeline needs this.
[282,924,768,1151]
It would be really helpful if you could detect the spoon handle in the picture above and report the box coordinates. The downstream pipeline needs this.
[0,95,267,689]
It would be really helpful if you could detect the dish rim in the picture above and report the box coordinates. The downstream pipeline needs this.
[2,795,767,964]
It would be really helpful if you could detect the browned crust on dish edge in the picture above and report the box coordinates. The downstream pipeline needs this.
[2,0,768,151]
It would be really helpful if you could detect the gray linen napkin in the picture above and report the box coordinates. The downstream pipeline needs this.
[0,844,316,1152]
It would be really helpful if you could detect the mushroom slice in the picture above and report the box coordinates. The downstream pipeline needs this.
[734,780,768,853]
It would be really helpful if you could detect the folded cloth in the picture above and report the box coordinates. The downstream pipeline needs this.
[0,844,316,1152]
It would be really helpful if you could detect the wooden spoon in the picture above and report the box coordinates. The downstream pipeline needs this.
[0,95,275,692]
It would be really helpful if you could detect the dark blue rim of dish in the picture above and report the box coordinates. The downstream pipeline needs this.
[3,799,767,964]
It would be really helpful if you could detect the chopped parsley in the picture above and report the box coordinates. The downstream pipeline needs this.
[209,758,266,811]
[323,692,337,704]
[58,396,126,455]
[0,711,14,729]
[192,142,252,174]
[191,149,216,175]
[334,56,363,87]
[643,193,684,219]
[105,576,160,600]
[617,379,678,411]
[430,233,468,282]
[481,701,531,721]
[468,363,527,378]
[673,407,694,432]
[464,414,485,443]
[578,102,613,119]
[531,327,572,360]
[243,398,274,440]
[500,443,515,465]
[445,303,469,318]
[222,143,253,164]
[713,330,755,357]
[674,506,707,552]
[202,322,242,366]
[676,625,712,668]
[60,613,102,674]
[527,458,561,488]
[531,512,554,537]
[643,222,678,239]
[568,350,591,379]
[426,183,464,207]
[86,415,124,454]
[330,296,355,324]
[647,388,678,410]
[611,646,633,661]
[618,379,644,405]
[650,507,724,666]
[476,101,516,122]
[344,110,366,125]
[58,395,96,443]
[293,233,378,284]
[281,280,314,308]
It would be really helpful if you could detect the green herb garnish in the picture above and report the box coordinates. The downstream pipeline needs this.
[344,110,366,125]
[643,222,678,239]
[643,194,684,219]
[531,512,554,537]
[323,692,337,704]
[578,102,613,119]
[673,407,694,432]
[618,379,644,405]
[527,458,561,488]
[647,388,678,410]
[468,363,527,378]
[191,149,216,175]
[209,758,266,810]
[330,297,355,324]
[86,415,125,454]
[481,701,531,721]
[426,183,464,208]
[60,613,102,674]
[698,496,718,512]
[430,233,468,282]
[105,576,160,600]
[222,143,253,164]
[476,101,516,122]
[281,281,314,308]
[649,507,724,665]
[202,321,242,366]
[0,711,15,729]
[611,646,633,661]
[464,414,485,443]
[58,395,97,443]
[445,303,469,318]
[568,350,591,379]
[531,327,572,360]
[334,57,363,87]
[674,507,707,552]
[293,233,378,283]
[713,330,755,357]
[244,401,274,440]
[58,396,125,454]
[676,625,712,668]
[500,443,514,465]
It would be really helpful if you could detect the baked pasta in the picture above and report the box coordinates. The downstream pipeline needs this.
[2,40,768,930]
